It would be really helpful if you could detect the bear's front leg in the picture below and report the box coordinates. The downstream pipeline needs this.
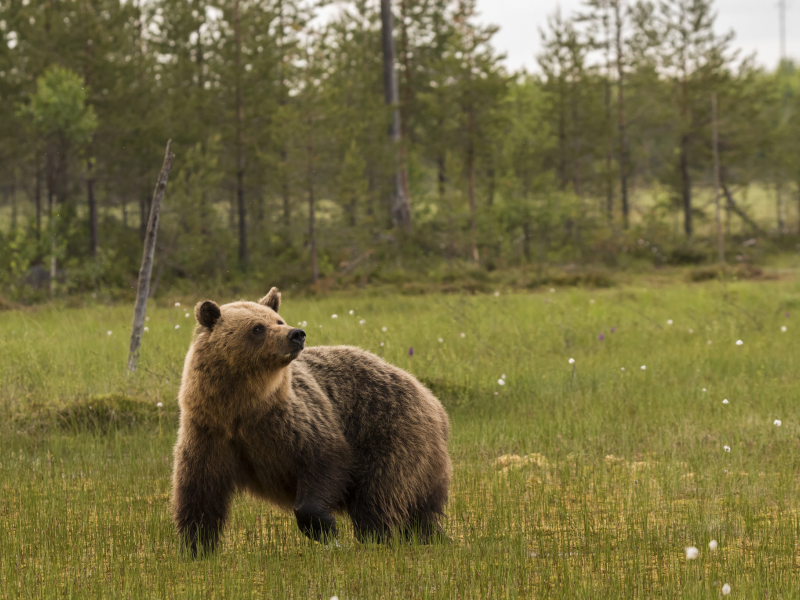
[172,428,239,556]
[294,481,338,542]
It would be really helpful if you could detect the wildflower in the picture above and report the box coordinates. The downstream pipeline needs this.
[359,319,366,325]
[156,402,163,408]
[610,327,616,333]
[331,314,338,319]
[723,445,730,452]
[722,583,731,595]
[736,340,743,346]
[688,328,694,333]
[502,374,506,379]
[708,540,718,551]
[185,313,190,318]
[349,310,354,315]
[438,337,443,343]
[598,333,605,341]
[498,379,505,386]
[722,399,728,404]
[494,291,500,297]
[174,324,180,330]
[640,365,646,370]
[331,596,339,600]
[145,316,150,322]
[175,302,181,307]
[781,326,787,332]
[774,419,782,426]
[382,326,388,332]
[107,330,112,336]
[707,340,712,344]
[408,347,414,357]
[380,342,384,347]
[702,388,706,392]
[590,299,595,304]
[144,327,149,332]
[302,321,307,327]
[460,332,466,338]
[568,358,575,365]
[621,367,625,372]
[786,312,790,318]
[549,288,555,293]
[685,546,699,560]
[667,319,673,325]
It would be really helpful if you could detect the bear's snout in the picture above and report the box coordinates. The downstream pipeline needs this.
[288,328,306,349]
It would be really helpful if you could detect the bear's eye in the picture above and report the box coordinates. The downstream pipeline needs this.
[276,320,285,326]
[252,324,266,335]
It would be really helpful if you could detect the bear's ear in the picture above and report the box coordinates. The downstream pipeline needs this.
[195,300,221,329]
[258,287,281,313]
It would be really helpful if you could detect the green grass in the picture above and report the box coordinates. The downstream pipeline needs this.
[2,280,800,597]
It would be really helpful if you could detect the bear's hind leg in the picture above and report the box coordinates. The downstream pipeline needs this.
[401,481,450,544]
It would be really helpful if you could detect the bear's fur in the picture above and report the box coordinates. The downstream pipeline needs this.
[171,287,452,553]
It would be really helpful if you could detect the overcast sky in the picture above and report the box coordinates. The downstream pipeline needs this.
[476,0,794,72]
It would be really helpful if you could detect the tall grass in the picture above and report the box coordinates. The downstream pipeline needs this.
[2,280,800,597]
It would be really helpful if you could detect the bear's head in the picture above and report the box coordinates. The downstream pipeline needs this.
[190,287,306,376]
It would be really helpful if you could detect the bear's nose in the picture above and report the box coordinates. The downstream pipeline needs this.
[288,328,306,348]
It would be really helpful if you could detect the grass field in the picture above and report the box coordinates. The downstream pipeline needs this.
[2,279,800,598]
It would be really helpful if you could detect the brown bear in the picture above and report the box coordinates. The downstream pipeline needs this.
[171,287,452,554]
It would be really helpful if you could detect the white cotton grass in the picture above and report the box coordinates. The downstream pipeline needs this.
[549,288,555,293]
[382,326,387,332]
[349,310,354,315]
[331,314,338,319]
[568,358,575,364]
[640,365,646,371]
[590,299,595,304]
[156,402,163,408]
[774,419,782,426]
[781,325,787,332]
[143,326,149,332]
[688,328,694,333]
[185,312,190,318]
[460,332,466,338]
[708,540,718,551]
[174,324,180,330]
[359,319,366,325]
[107,330,112,336]
[685,546,699,560]
[497,379,505,386]
[722,583,731,595]
[736,340,743,346]
[438,337,444,343]
[493,291,500,297]
[621,367,625,372]
[723,445,731,452]
[702,388,707,392]
[722,399,729,404]
[667,319,673,325]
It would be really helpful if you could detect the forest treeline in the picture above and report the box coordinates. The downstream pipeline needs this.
[0,0,799,299]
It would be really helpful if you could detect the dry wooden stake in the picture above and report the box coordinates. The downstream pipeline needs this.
[127,140,175,374]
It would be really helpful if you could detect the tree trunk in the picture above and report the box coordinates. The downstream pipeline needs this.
[523,220,531,262]
[614,0,630,229]
[467,109,479,265]
[380,0,411,231]
[127,141,175,374]
[35,158,41,237]
[234,0,247,267]
[680,133,692,236]
[87,151,98,256]
[437,152,446,200]
[307,116,318,284]
[712,92,723,262]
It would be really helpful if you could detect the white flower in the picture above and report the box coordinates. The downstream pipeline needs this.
[549,288,555,293]
[380,342,384,347]
[494,291,500,297]
[185,313,190,318]
[707,340,712,344]
[438,337,443,343]
[502,374,506,379]
[688,328,694,333]
[722,583,731,595]
[382,326,387,332]
[685,546,699,560]
[736,340,743,346]
[331,596,339,600]
[174,324,180,330]
[708,540,718,551]
[667,319,673,325]
[174,302,181,307]
[359,319,366,325]
[145,316,150,322]
[349,310,355,315]
[774,419,782,426]
[460,332,466,338]
[702,388,707,392]
[302,321,307,327]
[640,365,646,371]
[723,445,731,452]
[331,314,338,319]
[106,330,112,336]
[590,299,595,304]
[620,367,625,372]
[144,327,149,332]
[156,402,163,408]
[497,379,505,386]
[568,358,575,365]
[298,322,302,326]
[722,399,728,404]
[781,325,787,332]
